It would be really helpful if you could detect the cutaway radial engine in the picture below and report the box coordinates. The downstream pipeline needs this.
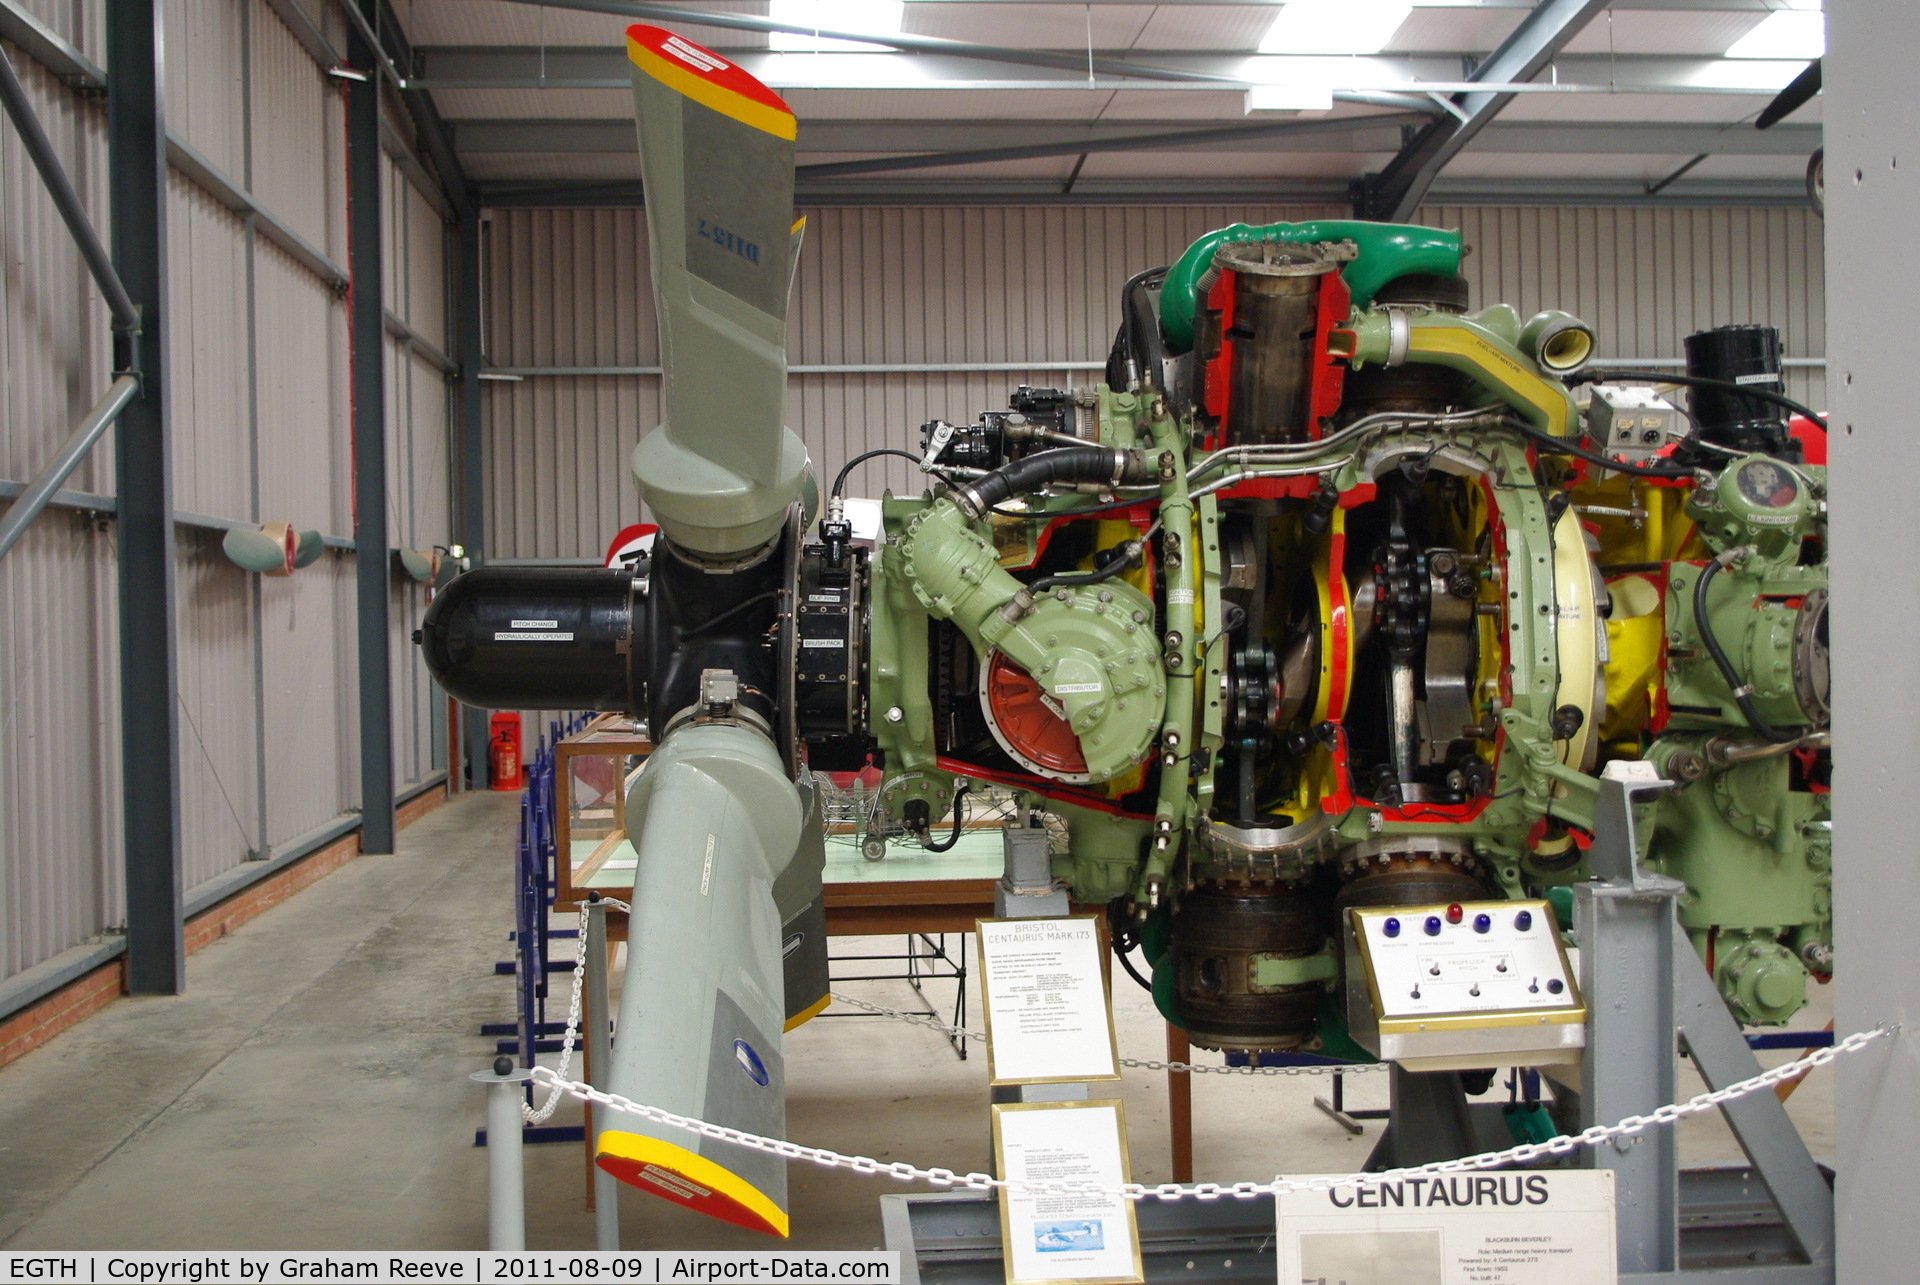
[417,23,1832,1239]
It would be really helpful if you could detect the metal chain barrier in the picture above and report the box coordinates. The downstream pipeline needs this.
[528,1022,1891,1202]
[519,897,631,1124]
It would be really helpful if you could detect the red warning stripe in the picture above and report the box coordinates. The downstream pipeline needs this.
[626,25,797,141]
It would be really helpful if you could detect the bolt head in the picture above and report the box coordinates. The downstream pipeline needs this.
[885,706,905,723]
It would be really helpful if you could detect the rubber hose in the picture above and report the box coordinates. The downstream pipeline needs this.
[965,445,1142,512]
[1029,538,1145,596]
[922,782,971,852]
[832,448,925,500]
[1123,267,1169,397]
[1693,554,1796,743]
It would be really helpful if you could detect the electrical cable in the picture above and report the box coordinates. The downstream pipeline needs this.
[1499,416,1696,480]
[1574,368,1824,429]
[921,781,971,852]
[1106,897,1156,993]
[1692,552,1798,743]
[1115,946,1155,994]
[832,448,926,500]
[1028,520,1162,596]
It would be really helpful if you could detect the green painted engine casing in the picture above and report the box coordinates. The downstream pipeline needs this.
[894,497,1164,783]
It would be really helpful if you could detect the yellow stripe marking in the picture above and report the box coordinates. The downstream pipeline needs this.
[628,38,797,141]
[784,991,830,1032]
[598,1131,790,1236]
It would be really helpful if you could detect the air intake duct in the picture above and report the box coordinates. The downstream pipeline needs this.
[417,566,643,711]
[1683,324,1794,457]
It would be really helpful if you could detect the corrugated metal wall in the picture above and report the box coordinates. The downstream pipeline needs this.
[482,203,1827,560]
[0,0,454,987]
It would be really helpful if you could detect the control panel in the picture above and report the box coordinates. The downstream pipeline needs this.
[1345,899,1585,1072]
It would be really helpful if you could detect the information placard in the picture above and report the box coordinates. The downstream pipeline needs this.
[993,1100,1144,1285]
[1276,1169,1617,1285]
[976,915,1120,1085]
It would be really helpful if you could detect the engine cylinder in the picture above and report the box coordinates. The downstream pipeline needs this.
[1214,241,1342,446]
[1168,881,1324,1052]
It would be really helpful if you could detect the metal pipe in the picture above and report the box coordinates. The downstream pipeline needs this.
[1707,729,1831,768]
[0,46,140,330]
[475,1058,530,1249]
[0,375,139,562]
[585,897,620,1250]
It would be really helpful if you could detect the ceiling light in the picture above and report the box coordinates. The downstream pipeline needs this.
[1246,84,1334,114]
[1258,1,1412,56]
[1724,9,1824,60]
[768,1,904,53]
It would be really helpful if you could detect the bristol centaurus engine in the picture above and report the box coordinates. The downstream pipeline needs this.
[420,25,1831,1237]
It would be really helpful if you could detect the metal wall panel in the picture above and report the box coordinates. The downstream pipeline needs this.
[0,39,121,982]
[481,203,1829,560]
[260,550,357,841]
[173,527,261,888]
[249,0,339,259]
[166,168,252,521]
[164,0,247,181]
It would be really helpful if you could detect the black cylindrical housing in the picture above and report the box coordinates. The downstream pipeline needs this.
[1684,324,1791,454]
[418,567,640,710]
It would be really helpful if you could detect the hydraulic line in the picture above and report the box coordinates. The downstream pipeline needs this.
[1501,416,1697,481]
[1693,549,1797,743]
[832,448,926,500]
[921,781,971,852]
[1028,520,1162,596]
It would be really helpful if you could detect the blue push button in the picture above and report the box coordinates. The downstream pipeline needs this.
[1473,913,1492,934]
[1383,917,1401,938]
[1515,910,1534,932]
[1424,915,1443,936]
[1546,978,1565,995]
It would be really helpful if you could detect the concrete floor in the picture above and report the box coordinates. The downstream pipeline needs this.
[0,790,1834,1250]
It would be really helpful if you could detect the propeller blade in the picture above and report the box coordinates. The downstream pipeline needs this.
[627,25,802,495]
[1756,59,1821,130]
[593,720,807,1236]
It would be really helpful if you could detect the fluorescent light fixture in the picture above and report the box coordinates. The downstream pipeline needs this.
[1258,1,1412,56]
[1725,8,1824,60]
[1245,83,1335,114]
[769,1,905,53]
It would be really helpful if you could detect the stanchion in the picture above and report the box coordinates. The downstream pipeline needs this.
[585,895,620,1249]
[473,1056,534,1249]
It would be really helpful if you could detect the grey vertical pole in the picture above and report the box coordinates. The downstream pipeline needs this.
[474,1058,532,1250]
[1574,773,1680,1276]
[347,0,394,853]
[586,896,620,1249]
[456,213,490,788]
[1829,1,1920,1278]
[107,0,184,994]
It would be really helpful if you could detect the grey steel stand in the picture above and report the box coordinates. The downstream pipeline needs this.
[472,1057,534,1250]
[585,896,619,1250]
[990,816,1084,1107]
[1578,772,1834,1283]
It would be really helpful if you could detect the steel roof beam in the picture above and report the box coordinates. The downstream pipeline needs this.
[1358,0,1612,220]
[450,116,1818,161]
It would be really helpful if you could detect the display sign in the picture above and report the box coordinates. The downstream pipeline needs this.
[1276,1169,1617,1285]
[992,1100,1144,1285]
[976,915,1120,1085]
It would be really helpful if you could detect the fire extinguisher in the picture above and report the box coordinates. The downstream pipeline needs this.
[489,711,523,791]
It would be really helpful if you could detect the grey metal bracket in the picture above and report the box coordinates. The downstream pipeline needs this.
[1579,770,1833,1281]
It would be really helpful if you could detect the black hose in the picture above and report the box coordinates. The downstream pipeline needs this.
[1501,417,1695,481]
[832,448,925,500]
[1574,369,1824,430]
[1116,947,1155,994]
[964,445,1143,513]
[922,782,970,852]
[1692,554,1796,743]
[1029,536,1147,596]
[1122,266,1169,397]
[1106,896,1156,993]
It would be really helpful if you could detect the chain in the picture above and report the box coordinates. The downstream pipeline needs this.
[528,1022,1890,1202]
[519,897,631,1124]
[825,991,1388,1077]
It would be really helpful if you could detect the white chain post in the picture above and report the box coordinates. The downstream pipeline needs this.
[524,1010,1892,1203]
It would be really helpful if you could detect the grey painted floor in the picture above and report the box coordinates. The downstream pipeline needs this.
[0,790,1835,1250]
